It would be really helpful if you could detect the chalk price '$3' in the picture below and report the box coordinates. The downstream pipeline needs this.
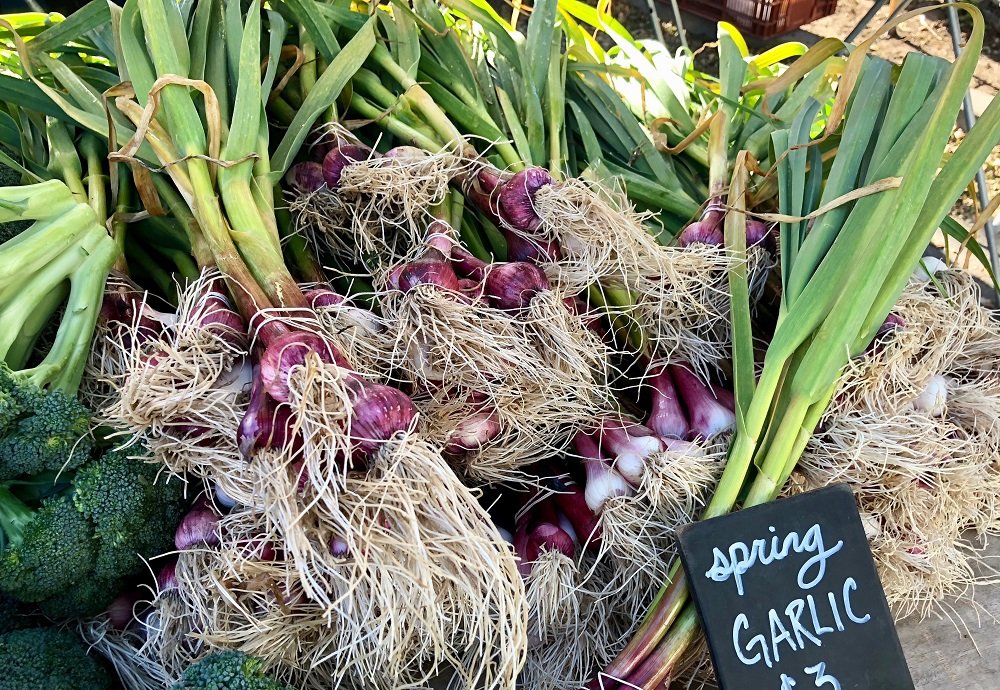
[779,661,841,689]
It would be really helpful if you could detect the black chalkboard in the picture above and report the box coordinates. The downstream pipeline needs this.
[677,484,914,690]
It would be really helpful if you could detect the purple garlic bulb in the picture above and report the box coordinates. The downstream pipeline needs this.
[345,376,419,460]
[322,144,376,188]
[498,167,554,232]
[503,229,561,263]
[288,161,326,193]
[528,523,575,558]
[259,332,348,402]
[174,506,220,550]
[397,248,462,292]
[746,219,775,254]
[238,371,299,459]
[484,262,550,310]
[678,219,724,247]
[444,406,502,455]
[305,287,346,309]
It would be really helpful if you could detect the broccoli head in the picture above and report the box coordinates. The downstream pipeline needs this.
[172,651,297,690]
[73,446,187,582]
[0,493,94,603]
[0,445,187,619]
[0,367,25,437]
[0,372,93,481]
[0,627,113,690]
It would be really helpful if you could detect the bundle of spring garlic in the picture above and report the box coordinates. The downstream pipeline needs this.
[788,260,1000,617]
[44,1,531,686]
[283,0,780,379]
[591,28,1000,688]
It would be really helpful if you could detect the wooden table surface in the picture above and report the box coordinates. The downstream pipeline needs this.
[895,539,1000,688]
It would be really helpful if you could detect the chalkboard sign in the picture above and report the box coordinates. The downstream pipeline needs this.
[677,484,914,690]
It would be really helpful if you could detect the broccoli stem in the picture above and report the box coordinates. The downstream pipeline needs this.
[0,486,30,549]
[0,206,99,299]
[20,235,119,393]
[5,285,69,371]
[0,228,106,363]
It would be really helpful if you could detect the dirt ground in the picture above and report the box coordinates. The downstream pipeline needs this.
[803,2,1000,269]
[802,0,1000,96]
[620,0,1000,94]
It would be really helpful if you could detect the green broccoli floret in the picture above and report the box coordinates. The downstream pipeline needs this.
[0,493,94,603]
[0,367,24,435]
[172,651,297,690]
[0,627,113,690]
[73,446,187,582]
[0,377,93,481]
[0,446,186,619]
